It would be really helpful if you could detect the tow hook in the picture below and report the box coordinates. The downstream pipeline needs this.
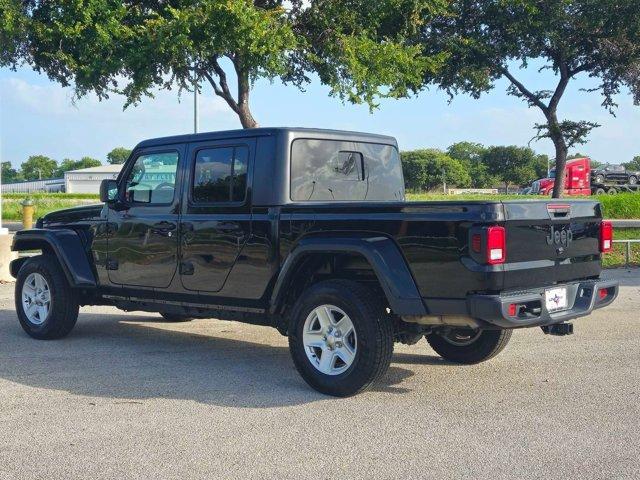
[541,323,574,336]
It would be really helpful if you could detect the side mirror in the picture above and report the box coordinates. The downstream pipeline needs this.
[100,179,119,203]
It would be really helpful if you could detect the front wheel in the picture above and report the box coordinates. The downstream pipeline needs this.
[15,255,79,339]
[288,280,393,397]
[629,175,638,185]
[594,174,605,184]
[425,328,511,364]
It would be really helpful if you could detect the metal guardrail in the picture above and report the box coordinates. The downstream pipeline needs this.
[610,219,640,228]
[612,239,640,266]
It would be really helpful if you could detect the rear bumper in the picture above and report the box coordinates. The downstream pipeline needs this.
[467,278,619,329]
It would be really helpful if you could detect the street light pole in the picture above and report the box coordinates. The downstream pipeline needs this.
[193,72,199,134]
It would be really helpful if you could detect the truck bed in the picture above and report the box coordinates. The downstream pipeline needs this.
[281,199,604,305]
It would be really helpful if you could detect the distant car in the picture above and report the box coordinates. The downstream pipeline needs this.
[591,164,639,185]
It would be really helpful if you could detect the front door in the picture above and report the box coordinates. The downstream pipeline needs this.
[179,139,254,293]
[107,147,183,288]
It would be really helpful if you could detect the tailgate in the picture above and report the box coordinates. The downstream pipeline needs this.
[501,200,602,290]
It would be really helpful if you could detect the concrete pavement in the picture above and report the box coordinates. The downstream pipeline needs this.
[0,269,638,479]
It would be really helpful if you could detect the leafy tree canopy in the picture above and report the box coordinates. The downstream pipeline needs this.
[56,157,102,176]
[107,147,132,165]
[416,0,640,197]
[3,0,448,128]
[1,161,22,183]
[401,149,471,191]
[21,155,58,180]
[623,156,640,171]
[481,146,543,191]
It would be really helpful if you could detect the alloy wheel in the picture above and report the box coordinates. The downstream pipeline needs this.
[302,304,357,375]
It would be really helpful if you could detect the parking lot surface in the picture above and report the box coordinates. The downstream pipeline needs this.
[1,269,638,479]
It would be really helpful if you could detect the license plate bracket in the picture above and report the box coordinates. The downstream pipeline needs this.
[545,287,568,312]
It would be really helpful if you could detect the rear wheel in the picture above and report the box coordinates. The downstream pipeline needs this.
[629,175,638,185]
[594,187,606,195]
[15,255,79,339]
[425,328,511,364]
[607,188,618,195]
[594,174,605,184]
[288,280,393,397]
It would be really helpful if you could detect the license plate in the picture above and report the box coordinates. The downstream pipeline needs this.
[545,287,568,312]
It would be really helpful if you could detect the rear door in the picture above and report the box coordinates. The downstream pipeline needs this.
[179,138,254,293]
[501,201,601,290]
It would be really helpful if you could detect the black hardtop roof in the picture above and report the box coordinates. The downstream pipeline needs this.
[135,127,397,150]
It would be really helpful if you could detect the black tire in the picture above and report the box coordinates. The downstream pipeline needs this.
[15,255,79,340]
[425,328,512,364]
[594,174,605,184]
[288,280,393,397]
[160,312,194,322]
[607,188,618,195]
[594,187,606,195]
[629,175,638,185]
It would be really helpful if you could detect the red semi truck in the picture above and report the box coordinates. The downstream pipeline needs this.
[531,157,591,196]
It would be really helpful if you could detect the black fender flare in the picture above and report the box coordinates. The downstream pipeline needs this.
[10,229,97,288]
[270,236,426,316]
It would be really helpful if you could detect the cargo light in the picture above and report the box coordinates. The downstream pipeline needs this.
[599,221,613,253]
[486,226,506,265]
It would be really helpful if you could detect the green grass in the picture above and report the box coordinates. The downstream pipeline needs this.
[407,192,640,220]
[2,196,99,221]
[603,228,640,268]
[2,192,100,200]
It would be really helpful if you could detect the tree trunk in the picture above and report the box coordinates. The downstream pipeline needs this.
[236,58,258,129]
[237,101,258,129]
[547,112,568,199]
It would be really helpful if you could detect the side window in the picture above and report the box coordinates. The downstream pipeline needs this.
[192,145,248,203]
[290,139,404,201]
[123,152,179,204]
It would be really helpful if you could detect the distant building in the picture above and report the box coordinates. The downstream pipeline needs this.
[1,178,65,193]
[64,164,123,194]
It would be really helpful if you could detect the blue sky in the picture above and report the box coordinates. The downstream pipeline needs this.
[1,61,639,168]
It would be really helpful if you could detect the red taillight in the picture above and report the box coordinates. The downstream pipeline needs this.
[471,234,482,253]
[508,303,517,316]
[486,226,506,264]
[598,288,608,300]
[600,221,613,253]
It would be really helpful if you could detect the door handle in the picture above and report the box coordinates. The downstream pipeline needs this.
[151,221,177,237]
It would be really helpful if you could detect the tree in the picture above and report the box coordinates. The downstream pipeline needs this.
[21,155,58,180]
[107,147,132,165]
[0,0,25,67]
[446,142,495,188]
[1,161,22,183]
[481,146,541,192]
[417,1,640,197]
[401,149,471,191]
[6,1,445,129]
[623,156,640,171]
[56,157,102,176]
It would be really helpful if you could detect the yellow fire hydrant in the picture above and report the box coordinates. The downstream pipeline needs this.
[21,199,35,230]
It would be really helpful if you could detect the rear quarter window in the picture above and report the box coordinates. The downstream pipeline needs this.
[290,139,404,201]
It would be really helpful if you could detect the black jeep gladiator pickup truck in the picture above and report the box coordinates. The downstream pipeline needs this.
[11,128,618,396]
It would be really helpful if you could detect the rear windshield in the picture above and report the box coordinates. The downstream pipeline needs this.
[290,139,405,201]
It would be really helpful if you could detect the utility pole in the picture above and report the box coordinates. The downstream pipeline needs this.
[193,71,199,134]
[442,167,447,194]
